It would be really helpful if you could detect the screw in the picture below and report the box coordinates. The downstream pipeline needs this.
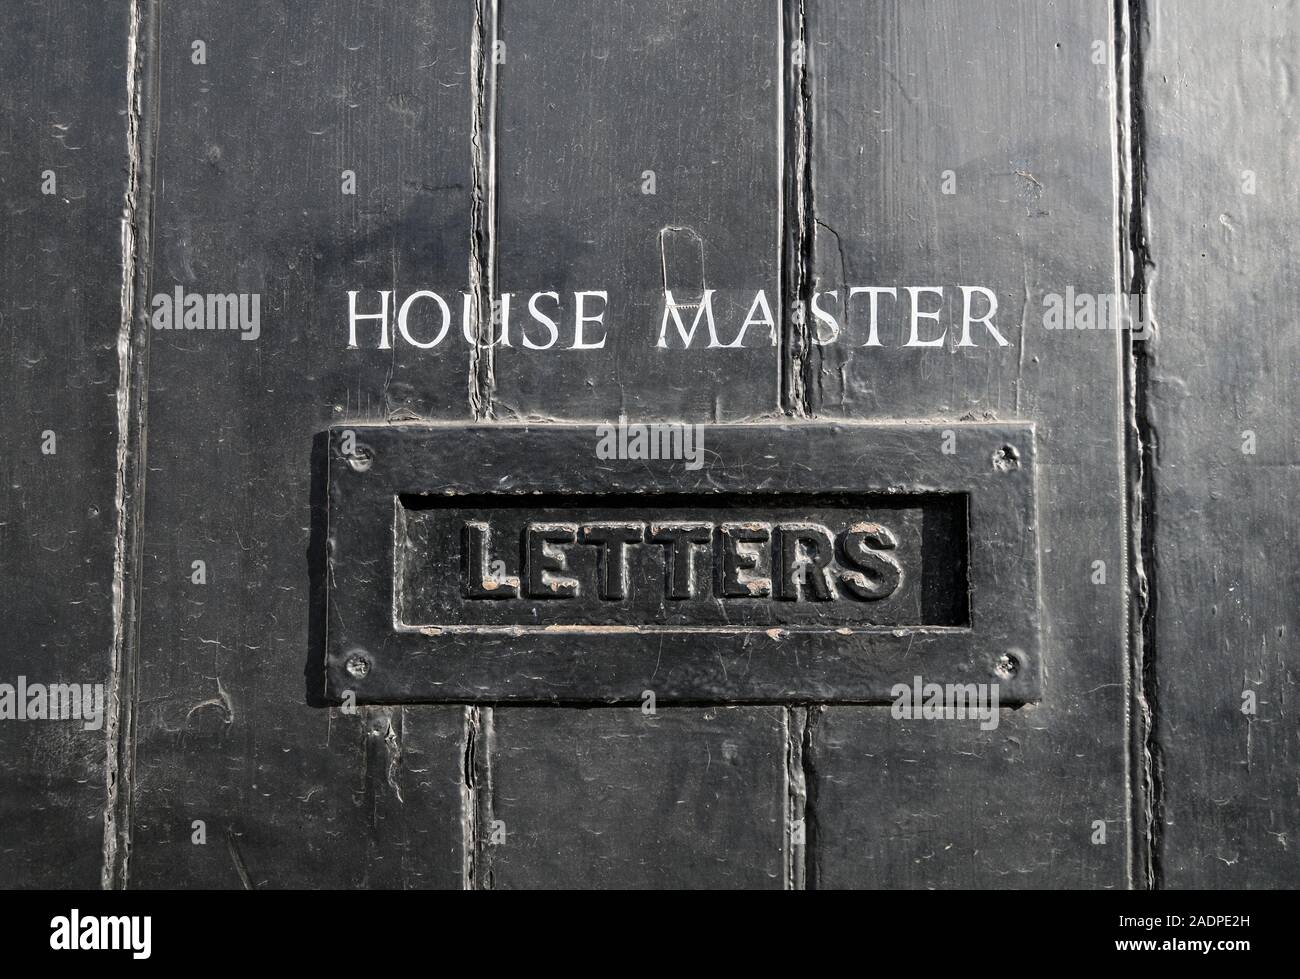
[992,445,1020,472]
[346,445,374,473]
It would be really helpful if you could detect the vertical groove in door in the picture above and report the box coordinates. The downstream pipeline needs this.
[469,0,500,420]
[785,704,821,890]
[467,0,499,887]
[782,0,813,418]
[781,0,823,887]
[1114,0,1161,892]
[784,707,802,889]
[464,705,496,889]
[104,0,161,892]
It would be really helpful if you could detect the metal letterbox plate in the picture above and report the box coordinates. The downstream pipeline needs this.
[322,422,1041,704]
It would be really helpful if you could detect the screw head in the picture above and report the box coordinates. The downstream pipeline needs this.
[346,445,374,473]
[992,444,1020,473]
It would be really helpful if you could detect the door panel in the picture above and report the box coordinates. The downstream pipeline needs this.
[801,0,1129,887]
[492,0,783,421]
[1144,0,1300,888]
[0,0,131,888]
[125,0,475,887]
[483,0,791,887]
[486,708,787,889]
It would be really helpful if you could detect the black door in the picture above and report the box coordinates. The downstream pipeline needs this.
[1,0,1295,894]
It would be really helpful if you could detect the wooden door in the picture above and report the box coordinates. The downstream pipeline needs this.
[1,0,1294,892]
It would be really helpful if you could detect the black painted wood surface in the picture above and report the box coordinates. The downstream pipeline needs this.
[0,0,131,888]
[0,0,1294,890]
